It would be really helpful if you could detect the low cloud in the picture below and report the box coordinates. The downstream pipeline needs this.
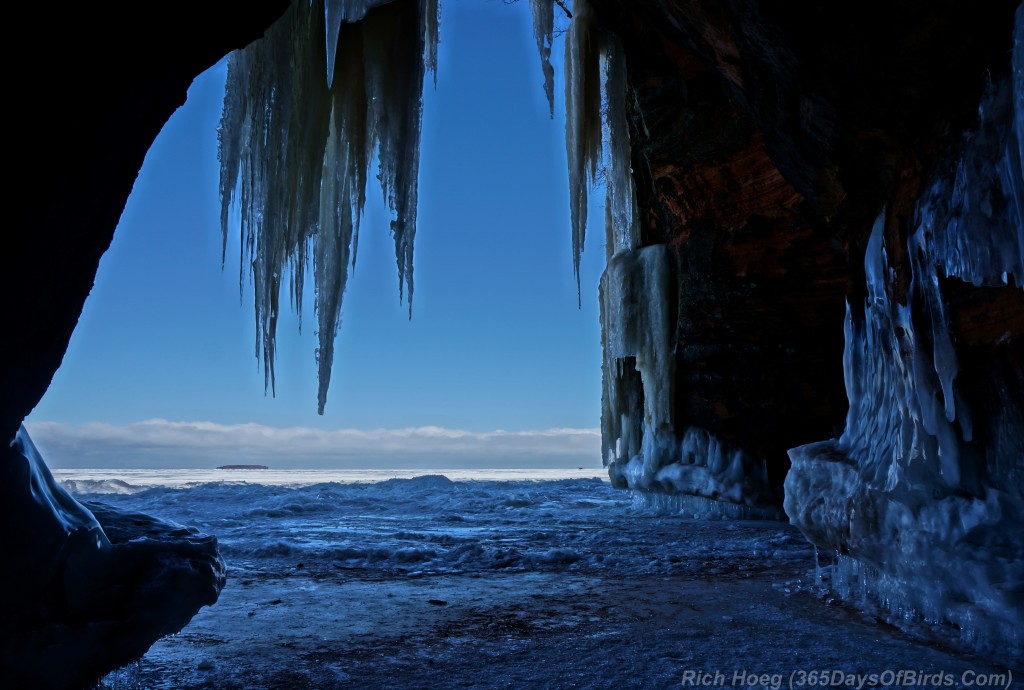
[25,420,602,469]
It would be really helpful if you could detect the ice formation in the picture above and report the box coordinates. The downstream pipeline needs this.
[599,244,776,506]
[563,0,639,284]
[219,0,439,413]
[583,4,771,509]
[321,1,393,88]
[601,32,640,259]
[629,490,783,520]
[600,246,674,479]
[220,0,579,413]
[785,6,1024,657]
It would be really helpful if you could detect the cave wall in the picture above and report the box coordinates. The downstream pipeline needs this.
[588,0,1023,656]
[588,0,1021,502]
[2,0,291,445]
[594,1,850,496]
[1,4,289,687]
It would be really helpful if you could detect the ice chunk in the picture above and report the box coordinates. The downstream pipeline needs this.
[787,442,1023,660]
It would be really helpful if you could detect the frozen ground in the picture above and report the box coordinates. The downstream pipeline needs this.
[58,472,1017,689]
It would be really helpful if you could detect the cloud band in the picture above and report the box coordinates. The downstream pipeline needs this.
[25,420,603,469]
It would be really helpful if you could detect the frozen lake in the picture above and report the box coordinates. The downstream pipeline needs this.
[60,471,1015,689]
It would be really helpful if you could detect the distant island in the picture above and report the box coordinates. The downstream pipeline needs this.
[216,464,269,470]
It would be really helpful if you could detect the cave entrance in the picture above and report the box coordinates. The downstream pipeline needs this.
[16,7,615,680]
[26,0,606,473]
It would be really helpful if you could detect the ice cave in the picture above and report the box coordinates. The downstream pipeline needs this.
[2,0,1022,687]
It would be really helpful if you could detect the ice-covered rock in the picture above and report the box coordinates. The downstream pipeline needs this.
[599,244,779,509]
[785,9,1024,657]
[0,428,226,689]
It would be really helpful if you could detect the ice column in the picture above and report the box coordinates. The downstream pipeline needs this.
[600,244,675,480]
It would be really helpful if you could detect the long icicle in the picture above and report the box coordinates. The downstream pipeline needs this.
[564,0,603,304]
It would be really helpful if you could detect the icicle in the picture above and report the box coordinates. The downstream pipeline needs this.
[323,1,345,88]
[528,0,555,117]
[603,32,639,256]
[321,1,397,88]
[362,0,433,317]
[219,0,438,413]
[422,0,440,86]
[564,0,640,297]
[564,0,603,303]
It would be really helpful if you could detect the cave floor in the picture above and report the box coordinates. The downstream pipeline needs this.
[98,556,1013,689]
[81,476,1014,689]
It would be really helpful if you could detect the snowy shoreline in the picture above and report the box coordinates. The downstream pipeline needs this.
[54,468,609,494]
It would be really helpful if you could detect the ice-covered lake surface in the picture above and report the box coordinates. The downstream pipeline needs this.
[59,470,1016,689]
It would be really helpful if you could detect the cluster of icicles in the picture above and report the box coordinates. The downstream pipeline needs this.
[218,0,637,413]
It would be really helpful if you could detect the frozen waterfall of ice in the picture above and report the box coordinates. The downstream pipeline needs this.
[219,0,438,413]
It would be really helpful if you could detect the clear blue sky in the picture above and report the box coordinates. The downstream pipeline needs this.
[27,0,607,468]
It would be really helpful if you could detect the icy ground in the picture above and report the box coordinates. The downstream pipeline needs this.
[61,474,1016,689]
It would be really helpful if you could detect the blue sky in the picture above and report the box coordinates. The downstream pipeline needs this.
[27,0,607,468]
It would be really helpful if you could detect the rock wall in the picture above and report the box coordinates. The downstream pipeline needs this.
[589,0,1020,509]
[1,3,288,687]
[0,430,227,689]
[589,0,1022,657]
[786,13,1024,656]
[1,0,290,445]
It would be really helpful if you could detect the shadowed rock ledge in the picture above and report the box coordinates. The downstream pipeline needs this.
[0,429,226,689]
[1,2,287,686]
